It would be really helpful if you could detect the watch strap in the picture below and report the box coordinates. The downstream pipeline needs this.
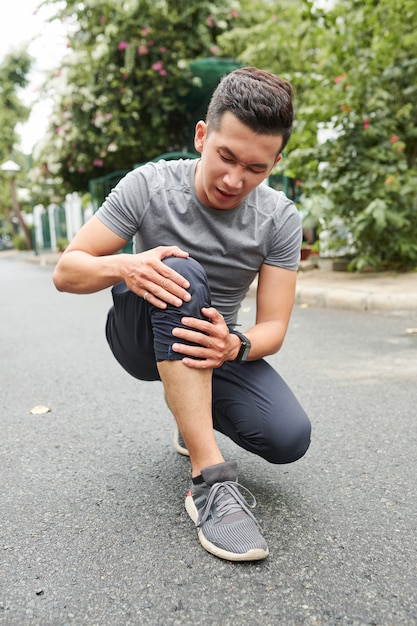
[230,329,251,363]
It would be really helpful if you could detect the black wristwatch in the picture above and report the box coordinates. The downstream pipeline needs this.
[230,330,251,363]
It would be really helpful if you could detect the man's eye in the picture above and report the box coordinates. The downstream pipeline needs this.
[220,154,234,163]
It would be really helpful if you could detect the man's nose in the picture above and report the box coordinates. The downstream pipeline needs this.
[223,166,244,190]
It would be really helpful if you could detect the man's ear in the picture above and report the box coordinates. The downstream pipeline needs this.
[194,121,208,153]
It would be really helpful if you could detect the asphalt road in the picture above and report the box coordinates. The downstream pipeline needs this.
[1,256,416,626]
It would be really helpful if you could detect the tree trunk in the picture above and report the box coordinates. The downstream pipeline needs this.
[9,176,32,250]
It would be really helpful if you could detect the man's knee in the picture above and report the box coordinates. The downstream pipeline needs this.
[263,417,311,464]
[161,256,211,316]
[163,256,208,289]
[152,256,212,360]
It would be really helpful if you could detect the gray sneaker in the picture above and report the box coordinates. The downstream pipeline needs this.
[185,461,269,561]
[173,426,189,457]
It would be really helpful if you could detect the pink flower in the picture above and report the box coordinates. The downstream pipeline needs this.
[390,135,398,143]
[210,46,219,54]
[363,119,370,130]
[385,176,393,185]
[207,14,215,28]
[100,16,107,24]
[141,27,150,36]
[138,44,148,55]
[160,47,167,53]
[152,60,163,72]
[93,159,104,168]
[296,180,302,186]
[334,73,346,84]
[118,41,129,51]
[159,69,167,76]
[229,10,239,17]
[105,113,113,120]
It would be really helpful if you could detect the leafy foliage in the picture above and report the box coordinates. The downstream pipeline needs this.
[0,49,32,160]
[0,50,33,240]
[290,0,417,270]
[16,0,417,269]
[35,0,242,193]
[218,0,417,270]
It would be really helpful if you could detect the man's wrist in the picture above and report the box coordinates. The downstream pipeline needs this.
[228,332,242,361]
[229,330,251,363]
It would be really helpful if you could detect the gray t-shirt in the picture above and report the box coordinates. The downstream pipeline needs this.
[96,158,302,325]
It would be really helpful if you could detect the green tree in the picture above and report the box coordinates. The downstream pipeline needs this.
[219,0,417,270]
[35,0,243,193]
[287,0,417,270]
[0,49,33,248]
[0,49,32,159]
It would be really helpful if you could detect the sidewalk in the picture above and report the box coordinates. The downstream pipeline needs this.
[2,249,417,314]
[295,266,417,313]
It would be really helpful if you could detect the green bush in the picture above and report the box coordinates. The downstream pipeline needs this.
[12,234,28,250]
[56,237,68,252]
[219,0,417,270]
[35,0,242,194]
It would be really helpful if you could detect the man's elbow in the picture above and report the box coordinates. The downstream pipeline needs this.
[52,261,70,292]
[52,267,63,291]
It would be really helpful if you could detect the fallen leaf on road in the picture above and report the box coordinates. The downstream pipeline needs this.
[29,404,51,415]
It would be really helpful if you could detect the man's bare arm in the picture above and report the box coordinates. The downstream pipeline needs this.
[53,216,191,308]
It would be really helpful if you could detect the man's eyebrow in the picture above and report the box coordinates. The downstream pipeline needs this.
[219,146,268,169]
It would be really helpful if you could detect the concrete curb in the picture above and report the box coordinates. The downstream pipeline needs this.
[250,269,417,313]
[295,284,417,313]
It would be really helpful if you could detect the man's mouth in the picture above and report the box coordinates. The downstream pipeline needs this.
[217,188,237,198]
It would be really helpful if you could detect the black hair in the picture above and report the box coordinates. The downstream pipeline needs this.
[206,67,294,152]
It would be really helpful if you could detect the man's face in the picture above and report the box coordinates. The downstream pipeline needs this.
[194,111,283,210]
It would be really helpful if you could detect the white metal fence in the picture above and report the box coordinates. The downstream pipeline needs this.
[33,192,93,252]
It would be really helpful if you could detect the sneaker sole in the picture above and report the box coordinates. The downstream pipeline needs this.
[185,492,269,562]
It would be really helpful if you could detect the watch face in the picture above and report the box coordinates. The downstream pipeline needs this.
[236,334,251,363]
[240,344,251,362]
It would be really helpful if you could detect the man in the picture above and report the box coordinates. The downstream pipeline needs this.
[53,67,311,562]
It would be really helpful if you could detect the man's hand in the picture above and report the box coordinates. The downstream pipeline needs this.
[122,246,192,309]
[53,216,193,301]
[171,307,240,369]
